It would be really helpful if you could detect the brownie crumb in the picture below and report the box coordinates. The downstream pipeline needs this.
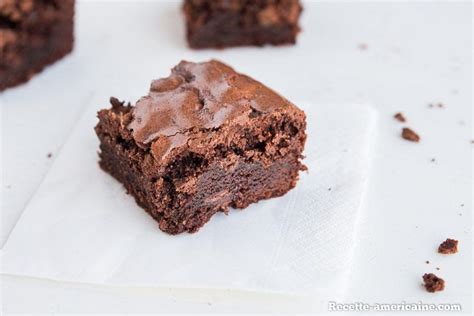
[431,158,436,163]
[394,112,406,122]
[425,260,430,264]
[358,43,368,50]
[428,102,444,108]
[436,267,440,270]
[47,153,52,158]
[438,238,458,254]
[402,128,420,142]
[423,273,445,293]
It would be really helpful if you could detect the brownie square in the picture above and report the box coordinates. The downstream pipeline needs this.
[0,0,74,91]
[95,60,307,234]
[183,0,302,49]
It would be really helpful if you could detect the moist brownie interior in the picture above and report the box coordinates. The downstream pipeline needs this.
[0,0,74,91]
[95,60,307,234]
[183,0,303,49]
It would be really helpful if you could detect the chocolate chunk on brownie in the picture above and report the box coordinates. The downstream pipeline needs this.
[0,0,74,91]
[438,238,458,254]
[423,273,445,293]
[183,0,302,49]
[95,60,307,235]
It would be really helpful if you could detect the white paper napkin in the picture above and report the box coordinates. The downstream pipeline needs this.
[1,102,376,297]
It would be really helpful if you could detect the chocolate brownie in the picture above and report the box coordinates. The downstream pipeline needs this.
[183,0,302,49]
[95,60,307,234]
[0,0,74,91]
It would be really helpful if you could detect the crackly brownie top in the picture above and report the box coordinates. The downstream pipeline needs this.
[128,60,294,149]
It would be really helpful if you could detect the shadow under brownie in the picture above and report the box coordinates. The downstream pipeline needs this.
[95,60,307,234]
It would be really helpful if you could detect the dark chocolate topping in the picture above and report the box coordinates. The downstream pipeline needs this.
[128,60,292,152]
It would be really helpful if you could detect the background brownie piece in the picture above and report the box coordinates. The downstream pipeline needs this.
[95,60,307,235]
[0,0,74,91]
[183,0,302,49]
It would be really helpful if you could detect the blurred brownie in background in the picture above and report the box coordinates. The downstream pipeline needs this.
[183,0,302,49]
[0,0,74,91]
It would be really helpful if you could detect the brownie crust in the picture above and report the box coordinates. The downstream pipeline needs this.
[183,0,302,49]
[0,0,74,91]
[95,60,307,234]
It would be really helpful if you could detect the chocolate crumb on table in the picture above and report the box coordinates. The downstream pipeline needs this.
[438,238,458,254]
[401,127,420,142]
[47,153,52,158]
[425,260,430,264]
[428,102,444,109]
[394,112,406,122]
[423,273,445,293]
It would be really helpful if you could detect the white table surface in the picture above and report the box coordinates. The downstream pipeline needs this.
[1,0,472,314]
